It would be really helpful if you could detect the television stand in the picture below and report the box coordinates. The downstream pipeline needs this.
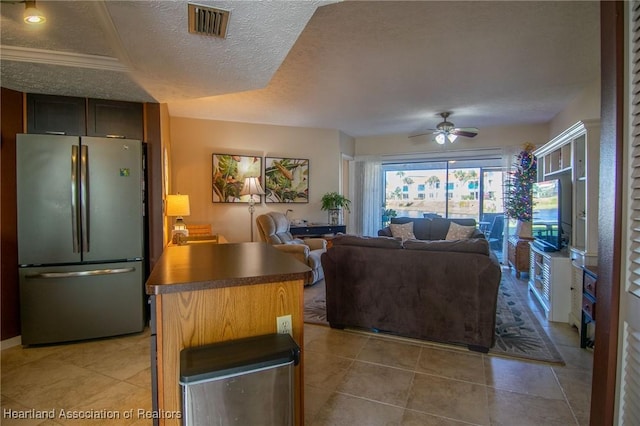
[532,239,559,252]
[528,243,572,322]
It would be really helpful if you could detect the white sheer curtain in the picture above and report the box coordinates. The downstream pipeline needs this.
[353,159,382,236]
[501,146,521,258]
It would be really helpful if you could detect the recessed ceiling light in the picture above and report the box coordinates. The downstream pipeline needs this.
[23,0,45,24]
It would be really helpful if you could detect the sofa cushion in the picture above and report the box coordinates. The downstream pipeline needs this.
[445,222,477,240]
[403,238,490,255]
[331,235,403,249]
[389,222,416,241]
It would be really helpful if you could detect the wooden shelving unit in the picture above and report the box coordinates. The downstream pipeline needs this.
[528,243,573,322]
[532,120,600,328]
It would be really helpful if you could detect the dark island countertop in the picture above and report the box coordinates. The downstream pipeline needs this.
[145,242,312,295]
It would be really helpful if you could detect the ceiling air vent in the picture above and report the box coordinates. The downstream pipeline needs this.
[188,3,230,38]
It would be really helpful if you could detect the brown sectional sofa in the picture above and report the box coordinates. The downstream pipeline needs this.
[321,234,502,352]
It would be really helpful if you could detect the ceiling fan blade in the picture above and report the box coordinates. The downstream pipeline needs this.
[451,127,479,138]
[408,129,437,139]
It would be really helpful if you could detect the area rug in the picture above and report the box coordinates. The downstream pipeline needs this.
[303,274,565,365]
[304,294,328,325]
[492,274,565,364]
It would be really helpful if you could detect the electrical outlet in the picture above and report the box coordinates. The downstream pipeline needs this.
[276,314,292,336]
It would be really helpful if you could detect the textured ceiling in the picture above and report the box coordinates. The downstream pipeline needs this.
[1,0,329,101]
[0,1,600,138]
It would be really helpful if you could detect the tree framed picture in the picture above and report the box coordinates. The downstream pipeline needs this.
[264,157,309,203]
[212,154,263,203]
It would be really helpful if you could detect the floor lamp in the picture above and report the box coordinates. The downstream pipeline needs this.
[240,177,265,242]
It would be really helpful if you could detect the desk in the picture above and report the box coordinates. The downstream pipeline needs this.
[146,243,310,425]
[290,224,346,238]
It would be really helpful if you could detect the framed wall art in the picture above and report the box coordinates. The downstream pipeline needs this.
[212,154,263,203]
[264,157,309,203]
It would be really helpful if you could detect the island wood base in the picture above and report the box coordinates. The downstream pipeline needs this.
[153,279,304,426]
[146,242,310,426]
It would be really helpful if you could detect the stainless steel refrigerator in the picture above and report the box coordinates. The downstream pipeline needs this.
[17,134,146,345]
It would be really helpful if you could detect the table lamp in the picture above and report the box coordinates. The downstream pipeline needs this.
[239,177,264,242]
[166,194,191,244]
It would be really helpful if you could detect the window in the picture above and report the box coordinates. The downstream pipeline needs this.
[383,159,504,220]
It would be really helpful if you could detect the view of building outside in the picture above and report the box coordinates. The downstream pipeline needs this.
[481,169,505,217]
[384,167,504,220]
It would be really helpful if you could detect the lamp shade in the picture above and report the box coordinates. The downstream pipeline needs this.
[239,177,265,196]
[166,194,191,217]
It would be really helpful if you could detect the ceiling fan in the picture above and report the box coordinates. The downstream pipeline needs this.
[409,112,479,144]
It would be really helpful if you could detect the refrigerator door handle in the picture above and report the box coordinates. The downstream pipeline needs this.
[25,267,136,279]
[71,145,80,253]
[80,145,89,252]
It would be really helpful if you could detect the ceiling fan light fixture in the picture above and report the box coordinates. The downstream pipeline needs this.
[435,133,457,145]
[23,1,45,24]
[409,112,478,143]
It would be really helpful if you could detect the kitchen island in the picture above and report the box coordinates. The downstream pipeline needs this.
[146,242,311,426]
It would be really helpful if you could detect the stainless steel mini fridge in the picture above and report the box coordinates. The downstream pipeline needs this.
[180,334,300,426]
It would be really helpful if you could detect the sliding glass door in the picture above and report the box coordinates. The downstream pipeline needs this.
[383,160,504,222]
[447,167,480,219]
[481,168,506,255]
[382,156,505,261]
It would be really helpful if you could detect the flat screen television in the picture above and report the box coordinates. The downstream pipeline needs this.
[532,179,563,252]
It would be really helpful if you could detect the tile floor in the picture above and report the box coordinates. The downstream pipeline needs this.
[1,268,593,425]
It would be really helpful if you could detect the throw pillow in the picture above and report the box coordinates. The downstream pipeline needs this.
[389,222,416,241]
[445,222,476,240]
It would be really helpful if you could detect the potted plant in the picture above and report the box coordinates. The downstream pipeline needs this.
[321,192,351,225]
[382,206,397,227]
[504,142,537,238]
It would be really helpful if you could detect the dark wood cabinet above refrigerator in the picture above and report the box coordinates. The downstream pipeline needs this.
[87,98,143,140]
[27,93,86,136]
[26,93,143,140]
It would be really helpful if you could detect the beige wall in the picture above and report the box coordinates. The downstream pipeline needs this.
[159,104,172,245]
[353,78,601,158]
[354,122,551,157]
[549,78,601,139]
[165,82,601,243]
[169,117,347,242]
